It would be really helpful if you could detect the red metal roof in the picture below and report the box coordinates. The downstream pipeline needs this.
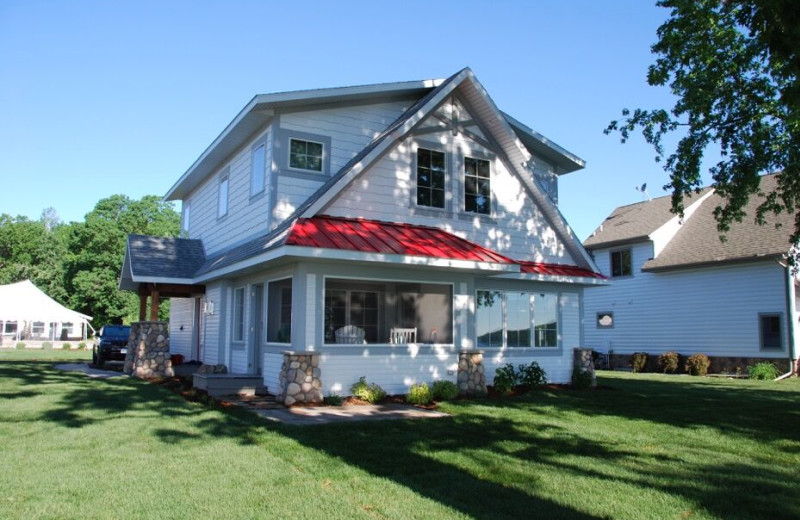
[286,216,603,278]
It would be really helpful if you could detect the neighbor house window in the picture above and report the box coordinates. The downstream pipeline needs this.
[218,173,229,217]
[610,249,632,277]
[464,157,491,214]
[289,138,323,172]
[267,279,292,343]
[476,290,559,348]
[32,322,45,335]
[759,314,782,350]
[232,287,245,342]
[597,312,614,329]
[251,144,266,196]
[4,322,17,334]
[416,148,446,208]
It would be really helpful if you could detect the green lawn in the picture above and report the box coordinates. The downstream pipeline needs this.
[1,355,798,520]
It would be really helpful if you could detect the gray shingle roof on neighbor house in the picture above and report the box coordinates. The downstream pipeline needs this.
[127,234,206,280]
[584,174,796,271]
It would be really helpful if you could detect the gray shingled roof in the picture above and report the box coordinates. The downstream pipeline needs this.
[643,174,794,270]
[583,189,712,249]
[127,234,206,280]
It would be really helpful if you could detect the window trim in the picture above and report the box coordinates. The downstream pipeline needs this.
[181,202,190,238]
[273,127,331,179]
[288,137,325,173]
[610,248,633,278]
[266,277,293,345]
[217,169,230,219]
[463,155,493,216]
[758,313,784,351]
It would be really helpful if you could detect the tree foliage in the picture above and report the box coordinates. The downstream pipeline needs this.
[607,0,800,246]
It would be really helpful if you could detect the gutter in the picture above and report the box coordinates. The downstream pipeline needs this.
[776,257,797,380]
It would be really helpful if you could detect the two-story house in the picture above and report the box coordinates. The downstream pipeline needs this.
[120,68,604,399]
[583,173,798,374]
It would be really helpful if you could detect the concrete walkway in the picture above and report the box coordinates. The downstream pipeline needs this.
[242,403,450,426]
[54,363,126,379]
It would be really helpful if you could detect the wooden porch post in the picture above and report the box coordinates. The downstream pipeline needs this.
[139,291,148,321]
[149,286,160,321]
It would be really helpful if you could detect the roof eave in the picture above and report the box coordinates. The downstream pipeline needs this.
[642,253,785,273]
[501,111,586,174]
[584,236,652,251]
[491,272,609,285]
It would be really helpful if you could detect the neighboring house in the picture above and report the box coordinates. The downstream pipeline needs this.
[583,173,798,373]
[0,280,92,342]
[120,68,604,395]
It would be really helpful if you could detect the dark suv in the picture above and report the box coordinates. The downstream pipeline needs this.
[93,325,131,368]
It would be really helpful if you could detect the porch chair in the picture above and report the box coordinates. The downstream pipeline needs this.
[335,325,366,344]
[389,327,417,344]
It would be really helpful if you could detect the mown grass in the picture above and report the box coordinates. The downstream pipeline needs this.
[1,355,798,519]
[0,348,91,362]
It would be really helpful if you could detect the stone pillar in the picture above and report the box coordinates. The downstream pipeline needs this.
[573,348,597,388]
[123,321,174,379]
[457,350,487,396]
[276,351,322,406]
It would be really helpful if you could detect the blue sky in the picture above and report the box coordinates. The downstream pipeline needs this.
[0,0,691,241]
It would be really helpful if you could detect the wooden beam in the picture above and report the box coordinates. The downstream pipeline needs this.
[150,286,160,321]
[138,293,147,321]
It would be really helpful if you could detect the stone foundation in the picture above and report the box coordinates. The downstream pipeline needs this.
[276,351,322,406]
[607,352,792,375]
[573,348,597,387]
[123,321,174,378]
[457,350,487,396]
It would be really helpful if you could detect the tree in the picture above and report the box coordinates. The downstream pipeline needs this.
[606,0,800,246]
[64,195,180,325]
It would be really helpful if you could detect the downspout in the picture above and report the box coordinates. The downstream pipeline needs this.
[776,257,796,380]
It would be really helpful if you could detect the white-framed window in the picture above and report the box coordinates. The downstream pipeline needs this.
[325,289,380,343]
[464,156,491,214]
[218,173,229,218]
[289,138,323,172]
[476,290,559,348]
[610,249,632,277]
[232,287,245,342]
[251,143,266,196]
[267,279,292,344]
[416,148,446,209]
[32,322,45,335]
[759,314,782,350]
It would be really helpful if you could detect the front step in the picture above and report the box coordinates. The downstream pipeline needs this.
[192,373,264,397]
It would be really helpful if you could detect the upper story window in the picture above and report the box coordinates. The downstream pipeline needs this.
[218,173,229,218]
[464,157,491,214]
[289,138,323,172]
[251,144,266,196]
[416,148,446,209]
[610,249,632,277]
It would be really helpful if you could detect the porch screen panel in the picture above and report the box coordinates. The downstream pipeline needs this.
[534,293,558,348]
[506,292,532,348]
[267,279,292,343]
[476,290,503,348]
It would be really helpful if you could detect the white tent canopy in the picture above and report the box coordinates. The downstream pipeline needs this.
[0,280,92,340]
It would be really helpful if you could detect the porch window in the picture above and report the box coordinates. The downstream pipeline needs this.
[476,290,559,348]
[267,279,292,343]
[324,279,452,344]
[610,249,632,277]
[759,314,782,350]
[289,138,323,172]
[464,157,491,214]
[232,287,245,342]
[417,148,446,209]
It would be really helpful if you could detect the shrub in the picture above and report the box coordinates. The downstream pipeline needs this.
[15,342,25,350]
[519,361,547,387]
[493,364,517,395]
[432,380,459,401]
[658,351,679,374]
[685,354,711,376]
[572,369,593,390]
[78,341,87,350]
[42,341,53,351]
[61,342,72,350]
[323,394,344,406]
[406,383,433,406]
[630,352,648,373]
[748,362,780,380]
[350,376,386,404]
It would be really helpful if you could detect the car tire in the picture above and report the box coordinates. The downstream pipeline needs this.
[96,352,104,369]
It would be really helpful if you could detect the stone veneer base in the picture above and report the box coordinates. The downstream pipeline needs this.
[123,321,174,379]
[276,351,322,406]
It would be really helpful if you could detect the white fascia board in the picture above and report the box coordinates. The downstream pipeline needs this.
[501,111,586,173]
[301,70,472,218]
[491,272,609,286]
[250,79,444,107]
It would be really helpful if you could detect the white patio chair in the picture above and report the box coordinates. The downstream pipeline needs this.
[335,325,366,344]
[390,327,417,344]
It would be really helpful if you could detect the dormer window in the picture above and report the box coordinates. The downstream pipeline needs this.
[416,148,446,209]
[289,138,323,172]
[464,157,491,214]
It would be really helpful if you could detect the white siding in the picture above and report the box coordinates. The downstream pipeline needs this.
[324,99,572,264]
[201,285,224,365]
[262,352,283,393]
[168,298,194,359]
[280,101,411,174]
[584,243,789,358]
[231,349,247,374]
[185,127,273,255]
[273,176,324,225]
